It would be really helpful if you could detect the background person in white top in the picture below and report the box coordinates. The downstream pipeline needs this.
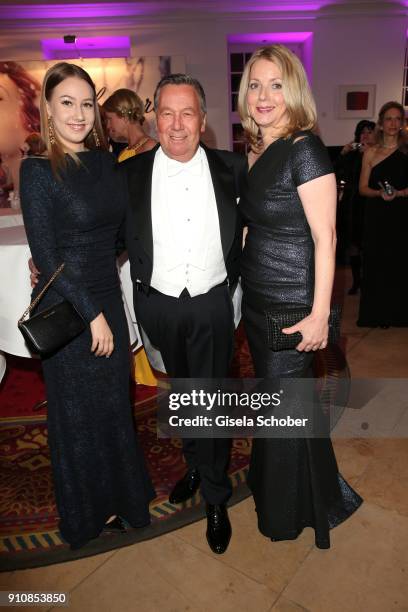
[121,74,246,555]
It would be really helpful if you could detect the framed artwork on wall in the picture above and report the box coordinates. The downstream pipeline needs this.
[338,84,376,119]
[0,56,185,208]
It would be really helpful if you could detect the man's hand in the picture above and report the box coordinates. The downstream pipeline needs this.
[28,257,40,288]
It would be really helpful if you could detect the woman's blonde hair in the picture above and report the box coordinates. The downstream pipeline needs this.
[238,45,317,149]
[40,62,107,178]
[102,88,145,124]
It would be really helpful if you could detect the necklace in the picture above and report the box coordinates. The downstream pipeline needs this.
[381,143,397,149]
[128,137,149,152]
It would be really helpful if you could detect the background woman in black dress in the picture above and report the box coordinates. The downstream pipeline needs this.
[20,62,155,550]
[334,119,375,293]
[358,101,408,327]
[238,45,362,548]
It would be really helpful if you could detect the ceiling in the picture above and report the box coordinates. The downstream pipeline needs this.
[0,0,406,31]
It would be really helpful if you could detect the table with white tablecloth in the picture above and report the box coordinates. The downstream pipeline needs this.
[0,209,24,229]
[0,212,25,380]
[0,225,32,358]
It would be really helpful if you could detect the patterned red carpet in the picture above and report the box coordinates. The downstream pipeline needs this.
[0,326,347,570]
[0,328,254,570]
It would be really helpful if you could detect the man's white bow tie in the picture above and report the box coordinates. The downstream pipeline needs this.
[167,156,202,177]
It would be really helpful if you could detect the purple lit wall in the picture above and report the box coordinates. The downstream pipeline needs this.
[227,32,313,82]
[41,37,131,60]
[0,2,329,21]
[0,5,147,19]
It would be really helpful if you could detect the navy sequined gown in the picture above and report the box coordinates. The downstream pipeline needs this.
[240,132,362,548]
[20,151,155,549]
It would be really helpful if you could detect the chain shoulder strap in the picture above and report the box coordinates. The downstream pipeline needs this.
[18,263,65,323]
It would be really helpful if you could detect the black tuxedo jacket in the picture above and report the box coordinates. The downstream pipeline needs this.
[120,143,247,292]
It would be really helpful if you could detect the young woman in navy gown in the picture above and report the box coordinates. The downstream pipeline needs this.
[20,62,155,549]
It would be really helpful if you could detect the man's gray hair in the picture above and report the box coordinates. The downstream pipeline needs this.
[153,73,207,115]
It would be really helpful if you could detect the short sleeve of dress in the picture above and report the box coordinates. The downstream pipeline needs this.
[290,132,333,187]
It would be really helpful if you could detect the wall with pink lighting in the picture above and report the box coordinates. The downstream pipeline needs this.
[0,6,406,147]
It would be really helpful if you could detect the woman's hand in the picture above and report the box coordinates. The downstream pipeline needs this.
[380,190,397,202]
[90,313,114,357]
[340,141,354,155]
[282,312,329,352]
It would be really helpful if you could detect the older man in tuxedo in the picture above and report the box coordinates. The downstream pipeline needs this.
[121,74,246,554]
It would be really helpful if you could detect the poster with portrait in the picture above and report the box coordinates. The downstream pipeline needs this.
[0,55,185,208]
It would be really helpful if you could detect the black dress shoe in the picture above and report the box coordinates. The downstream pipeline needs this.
[169,469,201,504]
[103,516,127,533]
[206,503,231,554]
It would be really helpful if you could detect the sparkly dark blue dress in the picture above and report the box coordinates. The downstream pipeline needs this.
[20,150,155,548]
[240,132,362,548]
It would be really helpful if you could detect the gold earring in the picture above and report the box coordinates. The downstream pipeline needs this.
[48,117,56,145]
[92,126,100,147]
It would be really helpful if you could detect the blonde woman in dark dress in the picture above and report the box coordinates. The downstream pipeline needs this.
[238,45,362,548]
[20,62,155,550]
[358,101,408,327]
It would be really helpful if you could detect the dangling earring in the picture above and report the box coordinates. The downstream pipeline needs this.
[48,117,56,145]
[92,126,100,147]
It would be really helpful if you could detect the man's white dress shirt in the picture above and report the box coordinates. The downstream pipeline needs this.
[150,146,227,298]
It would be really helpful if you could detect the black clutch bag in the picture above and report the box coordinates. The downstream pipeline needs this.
[18,263,86,356]
[265,304,341,351]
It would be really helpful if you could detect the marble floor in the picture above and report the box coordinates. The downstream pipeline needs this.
[2,268,408,612]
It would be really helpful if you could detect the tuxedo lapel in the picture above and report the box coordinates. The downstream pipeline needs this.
[204,146,236,260]
[128,145,159,262]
